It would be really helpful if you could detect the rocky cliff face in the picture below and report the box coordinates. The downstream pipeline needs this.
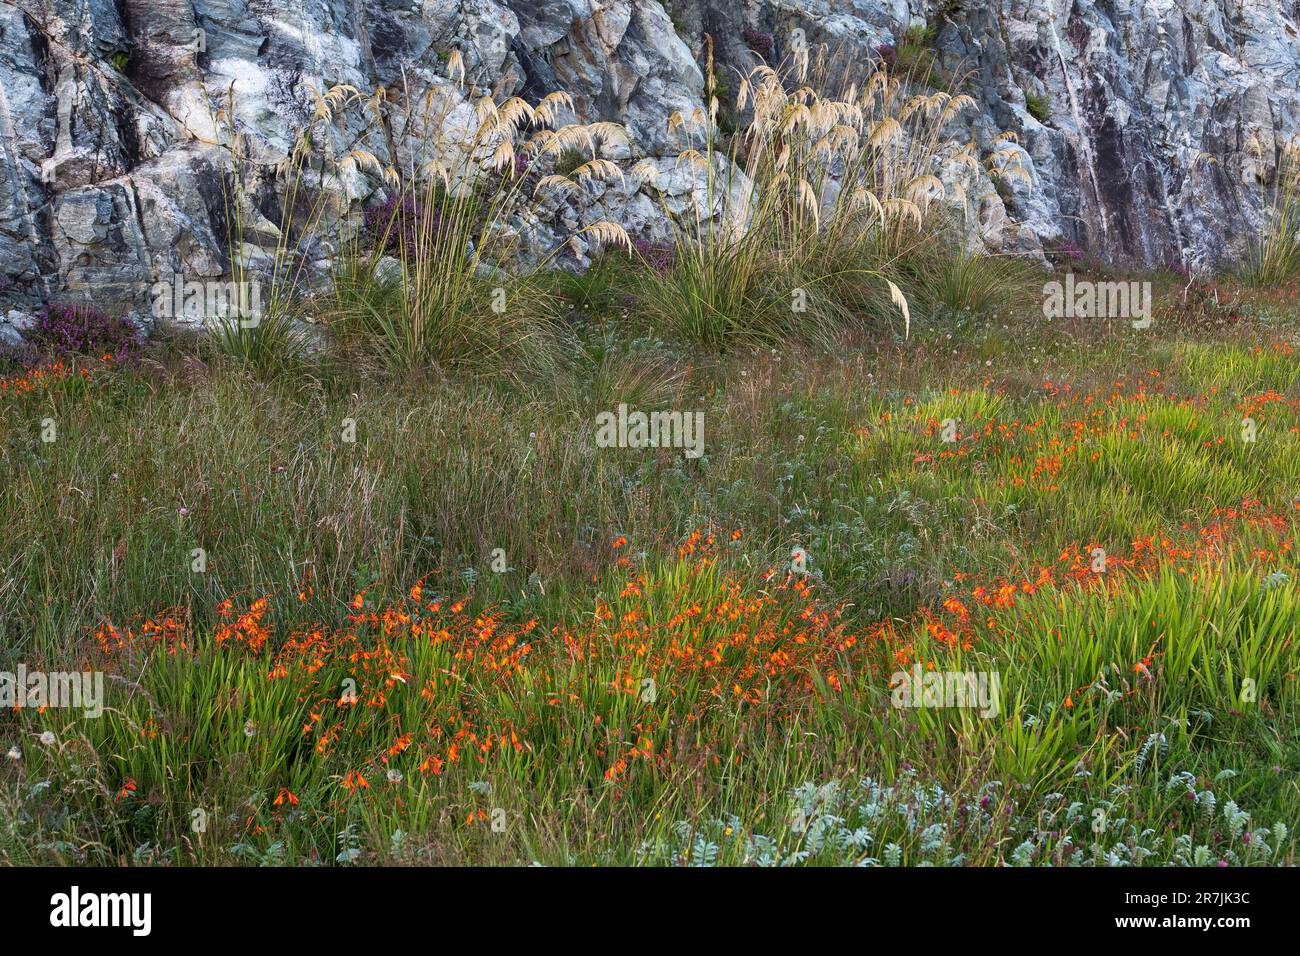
[1,0,1298,333]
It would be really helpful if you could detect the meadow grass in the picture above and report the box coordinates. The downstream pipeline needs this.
[1,276,1297,866]
[1,39,1296,867]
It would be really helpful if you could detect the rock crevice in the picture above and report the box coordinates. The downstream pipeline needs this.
[1,0,1297,326]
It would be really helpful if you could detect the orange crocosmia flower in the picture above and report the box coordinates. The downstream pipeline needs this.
[420,755,445,775]
[941,596,970,621]
[341,770,370,794]
[117,780,137,800]
[273,787,299,806]
[350,592,365,610]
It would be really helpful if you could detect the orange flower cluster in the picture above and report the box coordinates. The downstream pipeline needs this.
[0,356,114,397]
[89,500,1295,797]
[96,586,545,798]
[915,499,1297,661]
[0,361,74,396]
[1240,389,1300,426]
[91,531,895,794]
[907,372,1298,490]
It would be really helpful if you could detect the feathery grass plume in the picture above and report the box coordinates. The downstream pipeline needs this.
[631,35,994,346]
[327,76,632,378]
[1243,138,1300,286]
[206,83,334,378]
[446,49,466,87]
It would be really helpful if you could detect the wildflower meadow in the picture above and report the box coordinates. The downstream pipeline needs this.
[0,37,1297,908]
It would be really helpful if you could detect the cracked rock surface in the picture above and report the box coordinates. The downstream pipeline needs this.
[1,0,1297,323]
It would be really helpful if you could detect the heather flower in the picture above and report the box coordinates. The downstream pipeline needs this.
[364,192,444,255]
[1052,238,1084,262]
[513,150,532,179]
[27,302,141,359]
[742,29,775,60]
[633,238,675,274]
[876,43,898,69]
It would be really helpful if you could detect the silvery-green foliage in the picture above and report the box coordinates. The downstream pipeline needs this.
[1261,570,1290,591]
[1248,830,1271,856]
[749,833,782,867]
[230,841,286,865]
[643,772,979,866]
[688,832,719,867]
[1196,789,1217,823]
[1223,800,1250,839]
[1135,732,1167,773]
[641,765,1289,867]
[335,824,361,865]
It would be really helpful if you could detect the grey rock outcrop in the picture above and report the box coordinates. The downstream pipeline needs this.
[0,0,1296,322]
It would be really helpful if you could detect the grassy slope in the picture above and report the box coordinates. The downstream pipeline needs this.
[1,277,1298,865]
